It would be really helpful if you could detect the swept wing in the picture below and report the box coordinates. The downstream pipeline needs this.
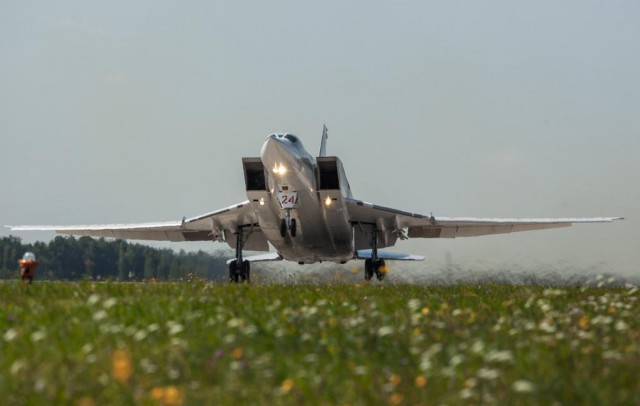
[346,198,622,239]
[7,201,269,251]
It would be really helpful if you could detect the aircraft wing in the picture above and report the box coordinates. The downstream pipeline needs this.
[7,201,270,251]
[346,198,623,239]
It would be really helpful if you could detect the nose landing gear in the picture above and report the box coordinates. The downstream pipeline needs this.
[279,209,297,238]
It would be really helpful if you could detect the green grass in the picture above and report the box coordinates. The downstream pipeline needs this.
[1,281,639,405]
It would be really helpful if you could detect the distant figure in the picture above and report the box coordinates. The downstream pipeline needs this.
[18,252,39,285]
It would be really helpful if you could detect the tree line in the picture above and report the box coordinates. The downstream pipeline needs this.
[0,236,230,281]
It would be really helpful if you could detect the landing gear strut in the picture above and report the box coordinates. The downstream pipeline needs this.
[228,226,251,283]
[364,228,386,281]
[279,209,297,238]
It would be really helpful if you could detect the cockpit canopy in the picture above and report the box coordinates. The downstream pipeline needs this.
[267,133,299,144]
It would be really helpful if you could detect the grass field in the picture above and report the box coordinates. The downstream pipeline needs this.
[1,280,639,405]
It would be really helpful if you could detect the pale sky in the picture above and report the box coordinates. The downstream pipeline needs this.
[1,1,638,277]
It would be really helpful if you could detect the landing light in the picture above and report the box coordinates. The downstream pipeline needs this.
[259,197,265,206]
[273,163,287,175]
[324,196,332,207]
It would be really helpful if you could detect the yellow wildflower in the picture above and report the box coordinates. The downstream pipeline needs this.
[389,393,404,405]
[579,315,590,329]
[111,348,132,382]
[231,347,244,360]
[75,397,95,406]
[281,379,294,393]
[389,374,401,386]
[150,386,184,406]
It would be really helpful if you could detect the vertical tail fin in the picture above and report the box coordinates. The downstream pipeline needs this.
[319,124,328,157]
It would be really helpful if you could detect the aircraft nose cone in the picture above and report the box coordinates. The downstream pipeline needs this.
[261,136,290,163]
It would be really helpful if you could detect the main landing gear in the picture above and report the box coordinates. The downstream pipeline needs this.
[228,259,250,283]
[364,227,386,281]
[279,208,297,238]
[229,226,250,283]
[364,258,386,281]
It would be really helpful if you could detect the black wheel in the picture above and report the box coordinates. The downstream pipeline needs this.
[364,259,374,281]
[280,219,287,238]
[290,219,297,238]
[241,260,251,283]
[375,259,386,281]
[228,260,239,283]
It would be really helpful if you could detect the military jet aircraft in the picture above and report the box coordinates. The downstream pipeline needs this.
[8,126,622,282]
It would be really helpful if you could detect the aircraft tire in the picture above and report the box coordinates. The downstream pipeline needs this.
[375,259,386,281]
[280,219,287,238]
[242,260,251,283]
[228,260,239,283]
[290,219,297,238]
[364,259,374,281]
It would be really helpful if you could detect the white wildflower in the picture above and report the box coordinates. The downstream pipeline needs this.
[4,328,17,342]
[147,323,159,333]
[303,306,318,316]
[377,326,394,337]
[31,330,47,343]
[471,341,485,354]
[81,343,94,354]
[543,288,565,297]
[34,378,46,392]
[102,297,117,309]
[538,319,556,333]
[524,296,536,308]
[92,310,108,321]
[227,318,244,328]
[241,324,258,336]
[140,358,158,374]
[124,325,137,336]
[87,294,100,305]
[170,337,187,348]
[459,388,475,399]
[536,299,552,313]
[10,359,26,375]
[134,329,148,341]
[30,330,46,342]
[407,299,421,311]
[591,315,613,325]
[485,350,513,363]
[615,320,628,331]
[354,366,368,375]
[477,367,500,380]
[167,321,184,335]
[512,380,536,393]
[450,354,464,367]
[603,351,622,361]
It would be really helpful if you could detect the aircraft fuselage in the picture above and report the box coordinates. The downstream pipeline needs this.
[245,133,354,263]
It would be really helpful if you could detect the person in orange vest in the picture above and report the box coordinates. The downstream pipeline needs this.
[18,252,39,285]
